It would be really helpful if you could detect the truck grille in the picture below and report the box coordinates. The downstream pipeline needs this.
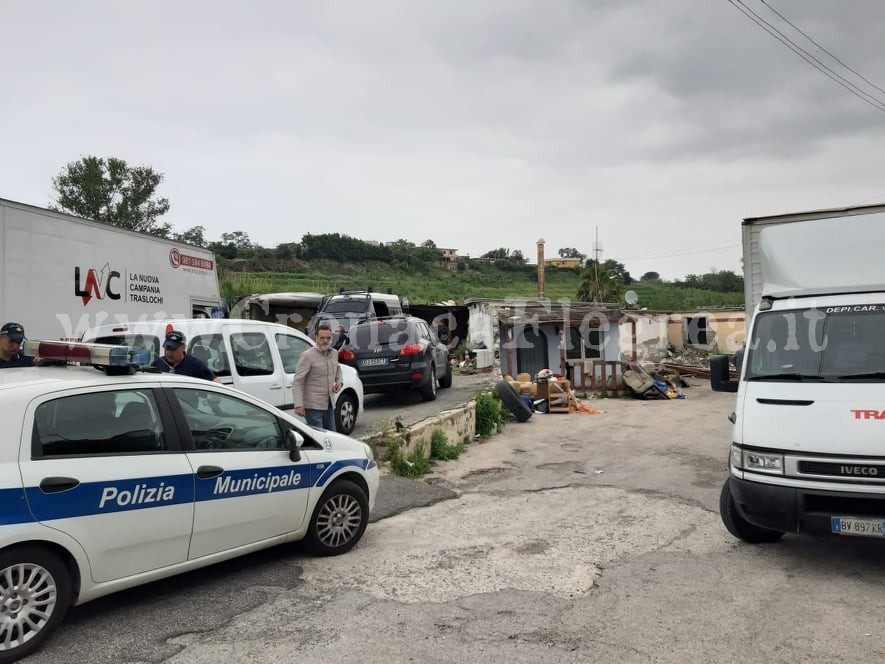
[798,460,885,479]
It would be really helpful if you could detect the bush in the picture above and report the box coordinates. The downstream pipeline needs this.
[475,391,505,438]
[386,439,431,478]
[430,429,465,461]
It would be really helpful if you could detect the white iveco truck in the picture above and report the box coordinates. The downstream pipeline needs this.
[713,202,885,543]
[0,198,225,341]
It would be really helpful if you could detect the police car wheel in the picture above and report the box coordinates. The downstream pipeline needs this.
[307,480,369,556]
[0,546,72,662]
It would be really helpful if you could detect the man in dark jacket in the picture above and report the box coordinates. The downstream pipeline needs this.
[152,330,215,380]
[0,322,37,368]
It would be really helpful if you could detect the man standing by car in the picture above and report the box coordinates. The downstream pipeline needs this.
[293,322,342,430]
[152,330,216,381]
[0,322,41,368]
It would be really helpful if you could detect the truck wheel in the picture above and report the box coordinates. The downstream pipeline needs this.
[335,391,358,436]
[421,364,438,401]
[306,480,369,556]
[719,479,785,543]
[0,546,72,663]
[496,380,532,423]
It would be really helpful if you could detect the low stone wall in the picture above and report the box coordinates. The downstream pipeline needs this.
[369,400,477,460]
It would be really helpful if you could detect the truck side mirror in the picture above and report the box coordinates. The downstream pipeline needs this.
[710,355,738,393]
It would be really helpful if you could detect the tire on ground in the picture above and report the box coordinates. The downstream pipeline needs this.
[496,380,532,423]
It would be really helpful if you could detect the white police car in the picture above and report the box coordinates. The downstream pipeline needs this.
[0,341,379,662]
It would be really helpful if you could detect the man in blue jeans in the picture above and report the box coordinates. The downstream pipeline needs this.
[293,322,342,430]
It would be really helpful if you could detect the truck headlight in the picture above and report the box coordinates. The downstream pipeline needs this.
[730,446,783,474]
[730,445,743,469]
[743,450,783,474]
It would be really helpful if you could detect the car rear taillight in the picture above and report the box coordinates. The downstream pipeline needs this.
[338,349,355,361]
[400,343,425,356]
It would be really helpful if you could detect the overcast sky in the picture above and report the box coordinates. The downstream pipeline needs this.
[3,1,885,281]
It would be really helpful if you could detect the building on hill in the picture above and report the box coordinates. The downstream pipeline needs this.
[544,257,582,269]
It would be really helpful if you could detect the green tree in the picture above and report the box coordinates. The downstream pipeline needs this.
[558,247,586,261]
[576,264,623,303]
[586,259,633,284]
[481,248,510,260]
[640,271,660,281]
[173,226,207,247]
[221,231,253,249]
[51,156,171,236]
[421,239,437,248]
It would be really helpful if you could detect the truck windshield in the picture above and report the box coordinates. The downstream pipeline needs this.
[746,308,885,381]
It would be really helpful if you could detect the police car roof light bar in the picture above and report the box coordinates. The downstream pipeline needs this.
[23,341,150,374]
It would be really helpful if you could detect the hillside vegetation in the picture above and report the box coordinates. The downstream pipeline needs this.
[219,259,744,311]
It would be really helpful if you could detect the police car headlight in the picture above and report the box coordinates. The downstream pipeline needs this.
[742,450,783,475]
[362,442,374,462]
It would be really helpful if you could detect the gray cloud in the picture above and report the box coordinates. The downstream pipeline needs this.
[2,0,884,281]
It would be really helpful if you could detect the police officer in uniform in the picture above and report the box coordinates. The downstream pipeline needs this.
[0,322,38,368]
[152,330,215,380]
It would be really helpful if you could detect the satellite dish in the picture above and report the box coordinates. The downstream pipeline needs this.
[625,290,638,305]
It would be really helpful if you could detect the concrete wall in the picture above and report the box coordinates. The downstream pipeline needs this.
[370,401,478,460]
[667,311,746,353]
[619,313,670,363]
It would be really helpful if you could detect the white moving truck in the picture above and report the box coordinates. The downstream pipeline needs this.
[713,202,885,543]
[0,198,225,341]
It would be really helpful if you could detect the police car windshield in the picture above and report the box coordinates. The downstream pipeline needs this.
[745,307,885,381]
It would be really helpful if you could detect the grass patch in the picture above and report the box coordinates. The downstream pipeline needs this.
[429,429,465,461]
[475,391,505,438]
[386,439,431,478]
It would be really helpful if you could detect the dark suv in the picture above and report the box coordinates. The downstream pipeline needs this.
[339,316,451,401]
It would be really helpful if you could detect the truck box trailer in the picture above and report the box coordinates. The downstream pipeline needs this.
[714,202,885,544]
[0,197,225,341]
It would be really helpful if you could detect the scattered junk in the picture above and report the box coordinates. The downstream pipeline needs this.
[502,369,604,416]
[622,363,686,400]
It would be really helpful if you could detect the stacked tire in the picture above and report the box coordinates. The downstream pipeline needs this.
[495,381,532,422]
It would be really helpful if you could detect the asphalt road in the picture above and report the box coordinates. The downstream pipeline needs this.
[26,382,885,663]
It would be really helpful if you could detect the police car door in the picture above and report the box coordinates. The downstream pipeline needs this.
[169,386,311,559]
[22,387,195,583]
[222,326,286,407]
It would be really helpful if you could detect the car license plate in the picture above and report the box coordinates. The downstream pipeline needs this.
[831,517,885,537]
[360,357,388,367]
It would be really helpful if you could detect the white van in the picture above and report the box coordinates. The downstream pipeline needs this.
[83,319,363,434]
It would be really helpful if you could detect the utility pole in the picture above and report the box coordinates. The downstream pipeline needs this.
[593,226,603,303]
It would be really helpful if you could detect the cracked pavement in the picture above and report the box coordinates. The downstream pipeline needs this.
[27,382,885,663]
